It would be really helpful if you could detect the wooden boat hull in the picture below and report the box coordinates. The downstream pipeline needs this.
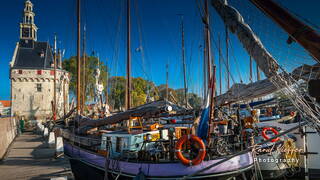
[64,142,254,179]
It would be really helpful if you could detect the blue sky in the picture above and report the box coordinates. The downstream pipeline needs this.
[0,0,319,100]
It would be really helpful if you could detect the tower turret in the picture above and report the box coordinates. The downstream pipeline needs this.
[20,0,38,41]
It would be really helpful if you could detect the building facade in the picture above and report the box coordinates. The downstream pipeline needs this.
[9,0,69,120]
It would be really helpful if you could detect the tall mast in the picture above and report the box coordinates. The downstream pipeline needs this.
[218,35,222,95]
[76,0,81,114]
[203,29,207,98]
[250,0,320,63]
[204,0,212,91]
[125,0,131,110]
[166,63,169,101]
[225,27,230,90]
[205,0,215,125]
[105,64,108,105]
[53,34,57,120]
[180,15,188,108]
[81,25,86,114]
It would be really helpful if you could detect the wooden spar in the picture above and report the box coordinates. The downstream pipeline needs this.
[250,0,320,63]
[225,27,230,90]
[205,0,212,90]
[125,0,132,110]
[53,34,57,120]
[81,25,86,114]
[180,15,188,108]
[249,56,253,83]
[208,66,216,135]
[76,0,81,114]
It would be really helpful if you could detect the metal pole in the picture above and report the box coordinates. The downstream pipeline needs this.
[125,0,131,110]
[303,126,309,180]
[76,0,81,114]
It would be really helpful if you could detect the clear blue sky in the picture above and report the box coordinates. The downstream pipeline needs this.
[0,0,319,100]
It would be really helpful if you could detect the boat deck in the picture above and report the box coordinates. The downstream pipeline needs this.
[0,132,73,180]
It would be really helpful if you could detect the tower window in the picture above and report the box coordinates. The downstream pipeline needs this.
[36,83,42,92]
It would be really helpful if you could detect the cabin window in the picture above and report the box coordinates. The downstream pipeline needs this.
[36,83,42,92]
[37,70,42,75]
[116,137,123,153]
[18,70,22,74]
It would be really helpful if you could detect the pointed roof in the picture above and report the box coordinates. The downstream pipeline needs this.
[12,40,55,69]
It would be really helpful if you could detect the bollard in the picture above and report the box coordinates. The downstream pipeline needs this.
[48,132,55,148]
[55,137,64,157]
[43,128,49,137]
[37,123,44,133]
[40,124,44,132]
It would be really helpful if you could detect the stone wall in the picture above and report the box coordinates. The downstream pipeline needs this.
[11,69,69,120]
[0,117,18,159]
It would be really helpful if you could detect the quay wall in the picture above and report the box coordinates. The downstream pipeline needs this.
[0,117,18,159]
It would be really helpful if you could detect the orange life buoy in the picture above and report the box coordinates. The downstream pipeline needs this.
[261,127,280,142]
[290,111,295,117]
[175,134,206,166]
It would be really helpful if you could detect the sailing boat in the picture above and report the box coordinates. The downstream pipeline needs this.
[61,0,255,179]
[211,0,320,179]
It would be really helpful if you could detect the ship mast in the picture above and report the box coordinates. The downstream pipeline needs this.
[204,0,212,90]
[125,0,131,110]
[250,0,320,63]
[166,64,169,101]
[204,0,215,130]
[180,15,188,108]
[81,25,86,114]
[53,34,57,120]
[76,0,81,114]
[225,27,230,90]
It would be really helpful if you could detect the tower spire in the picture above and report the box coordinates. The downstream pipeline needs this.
[20,0,38,41]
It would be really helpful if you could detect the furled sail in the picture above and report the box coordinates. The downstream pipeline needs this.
[215,63,320,105]
[76,100,188,134]
[212,0,279,78]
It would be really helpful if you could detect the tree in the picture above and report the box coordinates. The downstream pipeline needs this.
[62,56,108,103]
[108,77,158,110]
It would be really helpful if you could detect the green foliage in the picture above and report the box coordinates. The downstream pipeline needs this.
[62,56,108,102]
[62,57,202,110]
[108,77,159,110]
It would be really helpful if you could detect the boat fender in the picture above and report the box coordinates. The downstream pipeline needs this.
[175,134,206,166]
[261,127,280,142]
